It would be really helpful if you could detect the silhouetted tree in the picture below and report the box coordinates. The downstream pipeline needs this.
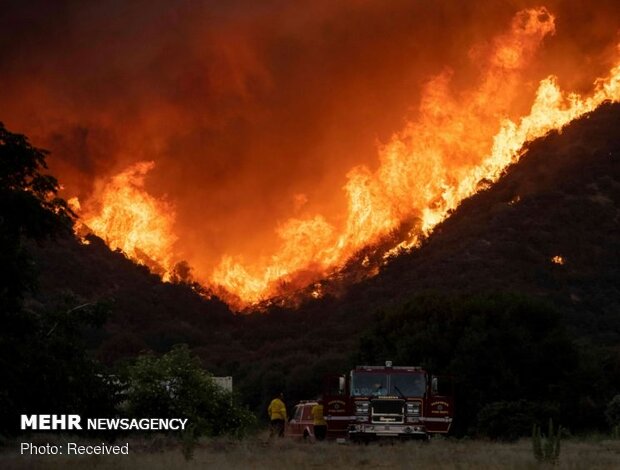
[0,122,73,312]
[0,123,115,435]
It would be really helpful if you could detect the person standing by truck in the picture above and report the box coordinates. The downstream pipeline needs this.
[268,392,287,437]
[311,399,327,441]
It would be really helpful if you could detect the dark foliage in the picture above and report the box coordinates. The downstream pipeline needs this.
[0,124,116,435]
[121,345,256,438]
[356,292,589,437]
[0,122,73,313]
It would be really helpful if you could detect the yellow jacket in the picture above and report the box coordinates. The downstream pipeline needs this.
[311,404,326,426]
[268,398,287,421]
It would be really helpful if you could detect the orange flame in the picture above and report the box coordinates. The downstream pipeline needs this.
[551,256,565,265]
[78,7,620,309]
[79,161,177,278]
[212,7,620,306]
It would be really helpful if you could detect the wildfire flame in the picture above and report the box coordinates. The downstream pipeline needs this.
[78,161,177,279]
[551,256,565,265]
[77,7,620,309]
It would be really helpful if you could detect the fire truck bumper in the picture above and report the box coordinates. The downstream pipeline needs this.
[348,423,428,440]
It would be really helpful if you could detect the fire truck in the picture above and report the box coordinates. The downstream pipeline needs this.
[322,361,453,441]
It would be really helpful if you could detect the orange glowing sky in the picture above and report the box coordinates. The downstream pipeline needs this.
[1,1,619,307]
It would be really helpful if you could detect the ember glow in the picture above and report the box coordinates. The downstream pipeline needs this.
[551,256,565,265]
[1,2,619,309]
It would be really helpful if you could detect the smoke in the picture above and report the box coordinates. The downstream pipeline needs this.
[1,0,619,289]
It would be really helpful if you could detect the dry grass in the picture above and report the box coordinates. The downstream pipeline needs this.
[2,433,620,469]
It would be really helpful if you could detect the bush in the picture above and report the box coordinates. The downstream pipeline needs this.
[123,345,256,437]
[532,418,562,464]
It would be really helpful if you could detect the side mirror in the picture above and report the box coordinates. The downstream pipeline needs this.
[431,376,438,395]
[338,376,345,395]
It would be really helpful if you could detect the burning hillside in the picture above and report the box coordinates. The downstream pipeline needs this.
[73,161,177,278]
[1,2,619,309]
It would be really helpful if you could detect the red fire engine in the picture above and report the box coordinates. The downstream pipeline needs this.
[322,361,453,441]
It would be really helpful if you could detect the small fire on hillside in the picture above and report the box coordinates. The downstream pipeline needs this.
[68,7,619,309]
[551,256,565,265]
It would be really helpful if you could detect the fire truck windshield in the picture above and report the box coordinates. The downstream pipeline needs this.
[351,371,426,397]
[390,373,426,397]
[351,372,389,396]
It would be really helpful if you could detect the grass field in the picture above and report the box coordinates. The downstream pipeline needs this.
[2,433,620,469]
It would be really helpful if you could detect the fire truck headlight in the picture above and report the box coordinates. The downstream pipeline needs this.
[355,401,369,415]
[407,402,421,416]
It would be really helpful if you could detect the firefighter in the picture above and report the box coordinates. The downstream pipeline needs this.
[311,398,327,441]
[268,392,287,437]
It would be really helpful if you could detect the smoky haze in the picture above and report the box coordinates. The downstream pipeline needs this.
[1,0,618,281]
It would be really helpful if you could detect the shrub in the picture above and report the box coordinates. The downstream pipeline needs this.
[532,419,562,464]
[123,344,256,437]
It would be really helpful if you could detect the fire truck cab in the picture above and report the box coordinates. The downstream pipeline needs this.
[323,361,453,442]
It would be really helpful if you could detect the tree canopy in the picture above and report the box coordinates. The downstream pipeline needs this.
[0,122,73,312]
[0,123,114,435]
